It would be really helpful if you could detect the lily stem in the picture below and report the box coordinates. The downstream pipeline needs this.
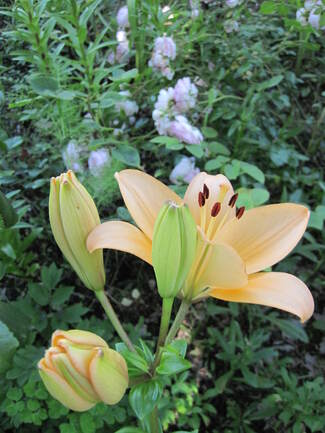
[96,290,136,352]
[156,297,174,351]
[152,297,174,372]
[149,407,160,433]
[164,299,191,347]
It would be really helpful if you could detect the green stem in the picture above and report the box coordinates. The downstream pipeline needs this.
[151,297,174,372]
[164,299,191,347]
[149,407,159,433]
[96,290,136,352]
[156,297,174,351]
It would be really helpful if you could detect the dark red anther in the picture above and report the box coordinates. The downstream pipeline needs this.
[236,206,245,219]
[198,191,205,207]
[228,193,238,208]
[211,202,221,217]
[203,183,210,200]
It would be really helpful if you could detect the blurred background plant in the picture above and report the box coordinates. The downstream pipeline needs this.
[0,0,324,432]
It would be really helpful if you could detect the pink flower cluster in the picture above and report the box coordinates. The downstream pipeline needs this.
[152,77,203,145]
[108,5,130,65]
[169,156,200,185]
[296,0,325,30]
[63,142,111,177]
[148,36,176,80]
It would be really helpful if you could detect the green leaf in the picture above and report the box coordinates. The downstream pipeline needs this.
[29,73,59,96]
[260,1,277,14]
[150,136,183,150]
[0,190,18,228]
[239,161,265,183]
[79,0,102,27]
[115,428,146,433]
[309,205,325,230]
[257,75,284,91]
[224,162,240,180]
[156,340,191,376]
[236,187,270,209]
[0,320,19,374]
[207,141,230,156]
[52,286,74,308]
[187,144,204,159]
[112,145,140,167]
[214,371,233,394]
[57,304,89,323]
[115,343,149,376]
[0,301,31,341]
[270,148,290,166]
[129,380,163,419]
[202,127,218,138]
[241,367,275,389]
[205,156,230,171]
[268,318,309,343]
[80,412,96,433]
[41,263,63,290]
[56,90,77,101]
[28,282,50,307]
[5,136,23,149]
[111,68,138,83]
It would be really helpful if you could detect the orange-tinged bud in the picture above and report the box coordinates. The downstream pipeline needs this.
[38,330,128,412]
[49,170,105,291]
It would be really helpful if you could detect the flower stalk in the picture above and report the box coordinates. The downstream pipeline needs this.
[96,290,135,352]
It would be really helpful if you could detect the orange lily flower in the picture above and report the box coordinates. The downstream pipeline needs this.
[87,170,314,323]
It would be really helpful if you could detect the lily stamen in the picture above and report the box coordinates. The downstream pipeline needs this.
[211,202,221,217]
[205,202,221,239]
[228,193,238,208]
[236,206,245,219]
[198,191,207,232]
[203,183,210,200]
[198,191,205,207]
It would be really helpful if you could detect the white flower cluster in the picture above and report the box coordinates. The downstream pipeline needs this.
[152,77,203,145]
[148,36,176,80]
[62,141,82,173]
[108,5,130,65]
[88,149,111,176]
[169,156,200,185]
[189,0,200,18]
[116,90,139,124]
[296,0,325,30]
[63,141,111,177]
[226,0,242,8]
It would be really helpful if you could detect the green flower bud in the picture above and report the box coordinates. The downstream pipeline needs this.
[152,201,197,298]
[49,170,105,291]
[38,329,129,412]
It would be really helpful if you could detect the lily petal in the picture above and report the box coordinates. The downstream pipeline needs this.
[38,360,95,412]
[184,172,235,229]
[52,329,108,348]
[87,221,152,264]
[186,232,248,299]
[89,348,128,405]
[209,272,314,323]
[216,204,309,274]
[115,170,181,239]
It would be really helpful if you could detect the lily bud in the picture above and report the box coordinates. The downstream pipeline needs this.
[38,330,129,412]
[49,170,105,291]
[152,201,197,298]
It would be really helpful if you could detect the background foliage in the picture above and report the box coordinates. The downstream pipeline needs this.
[0,0,324,432]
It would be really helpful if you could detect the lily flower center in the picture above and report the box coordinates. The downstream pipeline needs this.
[198,183,245,242]
[182,183,245,301]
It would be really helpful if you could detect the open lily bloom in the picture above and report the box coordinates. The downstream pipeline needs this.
[87,170,314,323]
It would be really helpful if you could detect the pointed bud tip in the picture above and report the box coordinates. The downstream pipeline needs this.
[96,348,104,358]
